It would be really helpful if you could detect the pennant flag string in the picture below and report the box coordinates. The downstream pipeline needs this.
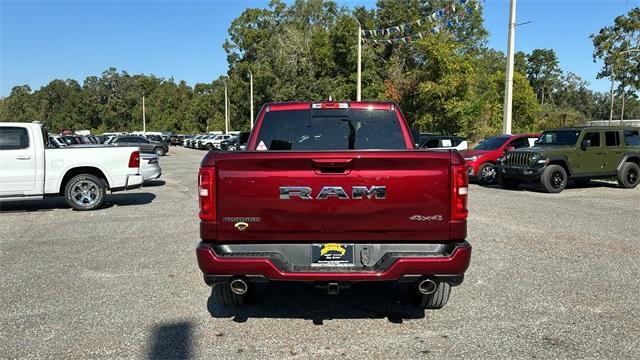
[361,0,481,38]
[362,30,454,45]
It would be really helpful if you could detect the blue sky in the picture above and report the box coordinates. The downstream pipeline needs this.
[1,0,638,96]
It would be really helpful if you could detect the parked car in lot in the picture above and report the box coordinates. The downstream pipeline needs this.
[147,134,171,147]
[196,101,471,310]
[200,134,234,150]
[0,122,143,210]
[185,135,203,148]
[140,154,162,181]
[461,133,539,184]
[61,135,83,145]
[419,134,468,150]
[196,135,216,150]
[48,135,68,148]
[496,127,640,193]
[110,136,169,156]
[237,132,250,150]
[169,134,185,146]
[218,135,239,150]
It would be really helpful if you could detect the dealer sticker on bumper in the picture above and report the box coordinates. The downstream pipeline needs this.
[311,243,354,267]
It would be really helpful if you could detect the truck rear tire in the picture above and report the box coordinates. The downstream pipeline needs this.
[213,283,246,306]
[410,282,451,309]
[541,164,567,193]
[618,162,640,189]
[64,174,106,211]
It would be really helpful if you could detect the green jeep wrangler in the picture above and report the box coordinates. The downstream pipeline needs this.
[495,127,640,193]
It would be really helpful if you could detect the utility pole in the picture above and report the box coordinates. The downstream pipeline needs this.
[142,96,146,134]
[356,20,362,101]
[249,70,254,129]
[224,82,229,135]
[502,0,517,135]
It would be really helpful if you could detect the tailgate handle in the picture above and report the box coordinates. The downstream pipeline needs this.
[311,158,353,173]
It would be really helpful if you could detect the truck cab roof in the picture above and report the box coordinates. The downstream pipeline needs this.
[264,101,397,112]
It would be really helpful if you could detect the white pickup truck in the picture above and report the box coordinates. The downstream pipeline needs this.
[0,122,144,210]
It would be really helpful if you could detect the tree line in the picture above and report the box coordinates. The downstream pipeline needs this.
[0,0,638,141]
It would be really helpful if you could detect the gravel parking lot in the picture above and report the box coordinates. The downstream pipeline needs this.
[1,146,639,359]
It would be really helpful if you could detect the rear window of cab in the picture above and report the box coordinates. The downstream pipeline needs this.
[256,109,405,150]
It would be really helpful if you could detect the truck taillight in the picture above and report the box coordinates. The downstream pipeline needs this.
[198,167,216,221]
[451,165,469,220]
[128,151,140,168]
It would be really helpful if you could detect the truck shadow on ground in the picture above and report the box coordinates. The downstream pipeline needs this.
[148,321,192,360]
[207,282,425,324]
[143,180,166,187]
[0,192,156,212]
[478,180,620,192]
[104,192,157,206]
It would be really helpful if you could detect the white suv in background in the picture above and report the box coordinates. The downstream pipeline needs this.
[201,134,233,150]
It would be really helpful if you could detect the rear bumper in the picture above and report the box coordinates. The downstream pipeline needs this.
[126,174,144,189]
[196,241,471,284]
[141,165,162,181]
[110,174,144,192]
[142,170,162,181]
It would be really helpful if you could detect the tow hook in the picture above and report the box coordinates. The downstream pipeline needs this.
[327,282,339,295]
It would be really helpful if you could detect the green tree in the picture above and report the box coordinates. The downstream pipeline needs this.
[514,51,527,74]
[526,49,562,106]
[1,86,38,122]
[592,7,640,120]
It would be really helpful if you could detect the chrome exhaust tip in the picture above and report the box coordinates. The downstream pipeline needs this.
[418,279,437,295]
[229,278,248,295]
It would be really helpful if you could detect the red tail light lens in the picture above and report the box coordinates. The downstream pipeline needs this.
[451,165,469,220]
[128,151,140,168]
[198,167,216,221]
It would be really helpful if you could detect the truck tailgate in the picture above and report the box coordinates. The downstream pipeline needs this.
[206,151,452,242]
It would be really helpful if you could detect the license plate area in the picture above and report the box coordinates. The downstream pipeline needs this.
[311,243,354,267]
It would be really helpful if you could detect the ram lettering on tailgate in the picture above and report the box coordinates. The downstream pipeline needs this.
[279,186,386,200]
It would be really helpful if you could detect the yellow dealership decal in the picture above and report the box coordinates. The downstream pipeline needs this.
[320,243,346,256]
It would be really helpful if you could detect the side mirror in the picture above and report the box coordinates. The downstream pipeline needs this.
[504,146,515,152]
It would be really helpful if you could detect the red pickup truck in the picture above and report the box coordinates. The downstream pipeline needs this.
[196,101,471,309]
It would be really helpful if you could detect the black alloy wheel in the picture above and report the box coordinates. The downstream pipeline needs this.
[550,170,565,189]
